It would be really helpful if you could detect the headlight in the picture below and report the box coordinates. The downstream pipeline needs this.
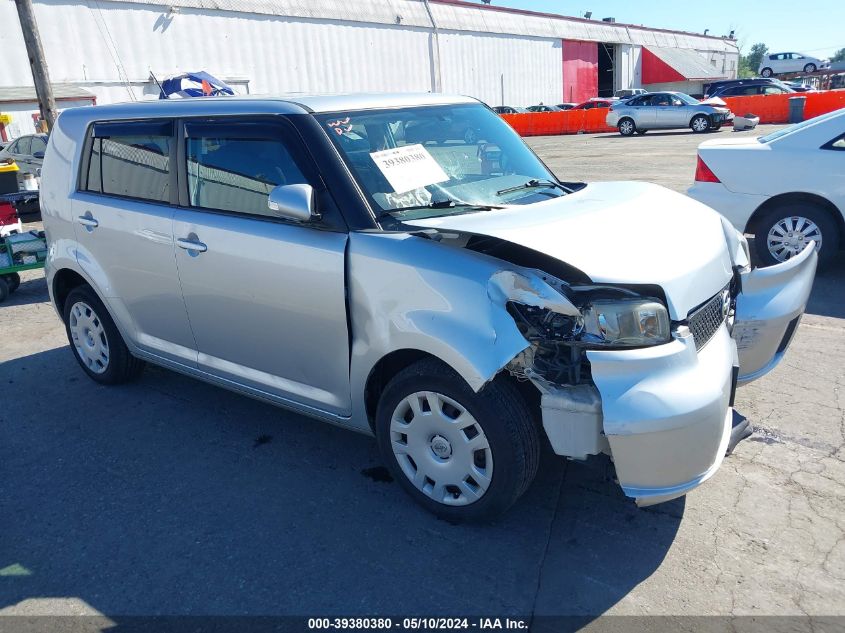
[581,298,670,347]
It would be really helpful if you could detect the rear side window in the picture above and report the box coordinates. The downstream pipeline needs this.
[185,134,307,217]
[15,137,31,155]
[83,120,173,203]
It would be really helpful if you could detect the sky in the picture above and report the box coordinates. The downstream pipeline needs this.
[462,0,845,59]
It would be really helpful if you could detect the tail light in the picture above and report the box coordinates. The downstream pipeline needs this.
[694,156,720,183]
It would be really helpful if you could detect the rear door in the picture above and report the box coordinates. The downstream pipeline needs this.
[627,95,654,127]
[172,118,351,415]
[73,119,197,365]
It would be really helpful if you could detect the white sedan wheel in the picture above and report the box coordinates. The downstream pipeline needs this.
[389,390,493,506]
[692,116,710,132]
[767,215,823,262]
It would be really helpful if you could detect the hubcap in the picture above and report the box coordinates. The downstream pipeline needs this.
[68,301,110,374]
[693,117,708,131]
[767,216,822,262]
[390,391,493,506]
[620,120,633,134]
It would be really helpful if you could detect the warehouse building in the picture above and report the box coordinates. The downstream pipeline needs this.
[0,0,738,137]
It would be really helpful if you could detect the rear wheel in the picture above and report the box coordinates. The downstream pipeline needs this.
[691,115,710,133]
[761,67,773,77]
[3,272,20,293]
[618,118,636,136]
[803,63,817,74]
[753,201,839,266]
[0,277,8,303]
[375,358,539,522]
[63,285,145,384]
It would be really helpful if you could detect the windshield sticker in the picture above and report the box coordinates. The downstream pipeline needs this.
[375,187,433,211]
[369,144,449,194]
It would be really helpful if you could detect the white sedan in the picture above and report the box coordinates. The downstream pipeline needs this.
[687,109,844,266]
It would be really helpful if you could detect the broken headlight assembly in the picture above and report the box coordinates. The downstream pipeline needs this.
[507,287,671,386]
[580,298,670,348]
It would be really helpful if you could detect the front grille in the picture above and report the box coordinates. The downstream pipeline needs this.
[688,290,728,351]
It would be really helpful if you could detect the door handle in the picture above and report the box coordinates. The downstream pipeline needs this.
[176,237,208,253]
[77,215,99,228]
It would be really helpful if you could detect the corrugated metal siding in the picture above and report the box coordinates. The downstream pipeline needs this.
[437,31,563,106]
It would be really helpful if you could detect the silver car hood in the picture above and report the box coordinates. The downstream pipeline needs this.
[404,181,734,319]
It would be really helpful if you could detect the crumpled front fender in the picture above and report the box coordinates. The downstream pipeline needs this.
[346,232,576,431]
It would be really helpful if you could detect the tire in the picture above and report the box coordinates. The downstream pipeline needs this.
[4,272,21,293]
[691,114,710,133]
[636,129,648,135]
[761,67,773,78]
[463,127,478,144]
[62,285,145,384]
[0,277,8,303]
[375,358,540,523]
[803,63,816,74]
[618,118,636,136]
[752,201,839,267]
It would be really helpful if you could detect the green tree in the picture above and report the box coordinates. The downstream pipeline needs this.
[738,42,768,78]
[831,48,845,63]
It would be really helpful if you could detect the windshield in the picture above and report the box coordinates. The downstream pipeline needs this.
[758,109,844,143]
[315,104,564,222]
[675,93,701,105]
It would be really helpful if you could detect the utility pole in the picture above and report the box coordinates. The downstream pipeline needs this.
[14,0,57,131]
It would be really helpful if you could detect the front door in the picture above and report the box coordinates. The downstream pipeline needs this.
[172,119,351,415]
[72,119,197,365]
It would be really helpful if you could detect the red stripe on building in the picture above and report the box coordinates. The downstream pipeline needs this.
[641,47,686,84]
[562,40,598,103]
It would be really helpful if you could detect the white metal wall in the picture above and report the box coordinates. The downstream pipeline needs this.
[437,31,562,106]
[0,99,93,139]
[0,0,738,109]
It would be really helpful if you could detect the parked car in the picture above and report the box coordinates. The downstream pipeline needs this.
[492,106,527,114]
[783,81,814,92]
[708,81,795,98]
[570,98,614,110]
[759,52,825,77]
[556,103,577,111]
[404,112,480,144]
[614,88,647,100]
[0,133,48,182]
[688,108,844,267]
[703,78,789,98]
[526,104,561,112]
[607,91,733,135]
[42,94,815,521]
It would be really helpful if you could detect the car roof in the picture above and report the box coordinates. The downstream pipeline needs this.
[57,93,480,125]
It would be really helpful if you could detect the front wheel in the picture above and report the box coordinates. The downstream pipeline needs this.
[753,201,839,266]
[618,118,636,136]
[803,63,817,74]
[761,67,773,77]
[63,285,145,384]
[375,359,539,522]
[3,272,21,293]
[691,115,710,133]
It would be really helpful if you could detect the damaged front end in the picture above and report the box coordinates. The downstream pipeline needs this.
[490,269,674,463]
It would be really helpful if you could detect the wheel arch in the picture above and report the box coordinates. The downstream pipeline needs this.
[746,192,845,245]
[363,349,455,432]
[52,267,93,316]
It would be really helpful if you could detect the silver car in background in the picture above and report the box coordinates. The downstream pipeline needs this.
[606,92,733,136]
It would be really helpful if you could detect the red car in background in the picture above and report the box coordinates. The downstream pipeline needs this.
[571,98,614,110]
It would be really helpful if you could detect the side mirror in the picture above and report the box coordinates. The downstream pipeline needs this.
[267,184,319,222]
[32,151,45,159]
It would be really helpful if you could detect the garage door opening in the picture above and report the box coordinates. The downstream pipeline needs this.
[598,43,615,97]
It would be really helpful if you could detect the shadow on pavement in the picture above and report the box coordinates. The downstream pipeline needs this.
[0,346,683,623]
[805,251,845,319]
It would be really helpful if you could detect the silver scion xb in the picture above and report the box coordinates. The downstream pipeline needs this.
[606,92,733,136]
[41,94,816,522]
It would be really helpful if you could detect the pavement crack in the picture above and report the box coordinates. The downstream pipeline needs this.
[529,460,568,625]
